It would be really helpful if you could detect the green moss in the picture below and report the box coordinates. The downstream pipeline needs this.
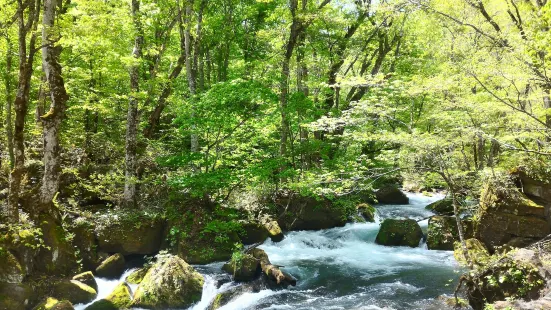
[52,280,97,305]
[357,203,376,222]
[375,219,423,247]
[85,282,131,310]
[125,267,148,284]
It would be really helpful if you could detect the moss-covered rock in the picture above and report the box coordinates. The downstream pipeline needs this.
[453,238,490,267]
[69,221,100,271]
[264,221,284,242]
[35,214,79,276]
[85,282,131,310]
[52,280,97,305]
[425,198,454,215]
[95,253,125,279]
[33,297,74,310]
[426,216,473,250]
[0,250,25,283]
[222,254,260,282]
[131,254,204,309]
[375,219,423,247]
[0,282,32,310]
[375,186,409,204]
[239,222,269,245]
[177,232,240,265]
[95,213,165,255]
[125,267,148,284]
[72,271,97,292]
[357,203,376,222]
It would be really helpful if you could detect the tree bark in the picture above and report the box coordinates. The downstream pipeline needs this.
[123,0,143,208]
[185,0,199,154]
[40,0,70,207]
[4,36,15,168]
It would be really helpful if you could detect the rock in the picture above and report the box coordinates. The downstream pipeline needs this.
[425,198,454,215]
[239,222,269,245]
[375,186,409,204]
[72,271,97,292]
[33,297,74,310]
[85,282,131,310]
[464,248,545,310]
[222,254,260,281]
[125,267,148,284]
[0,250,25,283]
[375,219,423,247]
[504,237,537,250]
[52,280,97,305]
[264,221,284,242]
[357,203,376,222]
[0,282,32,310]
[250,248,296,286]
[69,222,100,271]
[35,214,79,276]
[426,216,473,250]
[95,253,125,279]
[177,232,240,264]
[131,254,204,309]
[477,181,550,252]
[274,192,353,231]
[207,285,256,310]
[453,238,490,267]
[95,214,165,255]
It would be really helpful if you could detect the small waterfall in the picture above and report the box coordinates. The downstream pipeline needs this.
[73,268,137,310]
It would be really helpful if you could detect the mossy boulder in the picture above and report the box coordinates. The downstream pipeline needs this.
[375,186,409,204]
[375,219,423,247]
[69,222,100,271]
[72,271,97,292]
[125,267,148,284]
[477,181,550,252]
[425,198,454,215]
[95,253,125,279]
[52,280,97,305]
[33,297,74,310]
[35,214,79,276]
[131,254,204,309]
[85,282,131,310]
[264,221,284,242]
[453,238,490,267]
[0,250,25,283]
[95,214,165,255]
[357,203,376,222]
[426,216,473,250]
[177,232,240,264]
[0,282,32,310]
[222,254,260,281]
[239,222,269,245]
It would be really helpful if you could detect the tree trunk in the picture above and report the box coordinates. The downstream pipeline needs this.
[4,36,14,168]
[124,0,143,208]
[185,0,198,154]
[40,0,70,207]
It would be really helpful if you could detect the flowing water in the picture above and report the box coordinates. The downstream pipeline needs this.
[78,192,463,310]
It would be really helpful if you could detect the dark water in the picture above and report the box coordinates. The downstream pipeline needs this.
[79,193,463,310]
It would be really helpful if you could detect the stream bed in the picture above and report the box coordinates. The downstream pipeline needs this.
[78,193,463,310]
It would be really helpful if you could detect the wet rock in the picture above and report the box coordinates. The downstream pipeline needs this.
[425,198,454,215]
[131,254,204,309]
[264,221,284,242]
[95,214,165,255]
[72,271,97,292]
[222,253,260,281]
[52,280,97,305]
[0,250,25,284]
[95,253,125,279]
[239,222,269,245]
[453,238,490,267]
[375,186,409,204]
[125,267,148,284]
[375,219,423,247]
[357,203,376,222]
[85,282,131,310]
[0,282,32,310]
[33,297,74,310]
[426,216,473,250]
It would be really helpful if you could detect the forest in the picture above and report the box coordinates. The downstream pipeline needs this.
[0,0,550,309]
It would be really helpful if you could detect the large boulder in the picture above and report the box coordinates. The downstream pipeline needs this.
[425,198,454,215]
[33,297,74,310]
[0,282,32,310]
[51,280,97,305]
[69,221,100,271]
[222,254,260,281]
[375,186,409,204]
[34,214,79,276]
[453,238,490,267]
[426,216,473,250]
[0,250,25,283]
[85,282,132,310]
[476,181,550,252]
[95,253,125,279]
[239,222,269,245]
[131,254,204,309]
[95,213,165,255]
[375,219,423,247]
[274,192,354,231]
[72,271,97,292]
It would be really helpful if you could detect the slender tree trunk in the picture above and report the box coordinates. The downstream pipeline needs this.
[185,0,198,154]
[124,0,143,208]
[544,87,551,131]
[40,0,69,207]
[6,0,40,223]
[4,36,15,168]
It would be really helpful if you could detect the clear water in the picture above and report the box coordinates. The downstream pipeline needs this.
[81,192,464,310]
